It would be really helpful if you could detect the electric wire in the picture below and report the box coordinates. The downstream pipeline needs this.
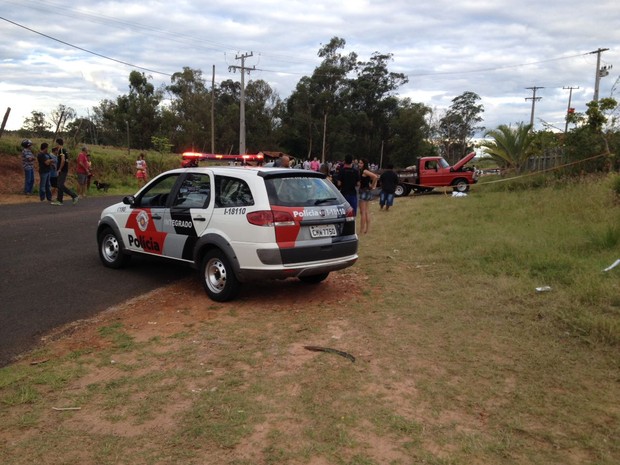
[0,16,173,77]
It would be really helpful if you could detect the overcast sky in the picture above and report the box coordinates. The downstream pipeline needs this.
[1,0,619,137]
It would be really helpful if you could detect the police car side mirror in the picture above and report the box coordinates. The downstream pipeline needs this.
[123,195,135,206]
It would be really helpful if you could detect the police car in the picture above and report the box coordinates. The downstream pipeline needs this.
[97,166,358,301]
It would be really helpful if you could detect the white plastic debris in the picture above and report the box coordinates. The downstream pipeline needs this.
[536,286,552,292]
[452,192,468,197]
[603,259,620,272]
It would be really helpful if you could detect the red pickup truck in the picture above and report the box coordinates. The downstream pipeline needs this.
[393,152,477,196]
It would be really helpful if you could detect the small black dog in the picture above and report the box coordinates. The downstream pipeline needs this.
[94,180,111,192]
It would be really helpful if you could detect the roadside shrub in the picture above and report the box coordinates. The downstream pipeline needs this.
[611,174,620,198]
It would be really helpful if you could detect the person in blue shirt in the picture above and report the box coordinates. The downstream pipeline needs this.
[36,142,54,202]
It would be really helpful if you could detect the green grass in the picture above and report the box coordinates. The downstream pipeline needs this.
[0,172,619,464]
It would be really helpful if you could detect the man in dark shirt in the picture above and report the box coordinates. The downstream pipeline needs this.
[37,142,53,202]
[337,154,360,215]
[379,164,399,211]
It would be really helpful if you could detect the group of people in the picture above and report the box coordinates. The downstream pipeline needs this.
[21,138,88,205]
[267,153,399,234]
[332,155,399,234]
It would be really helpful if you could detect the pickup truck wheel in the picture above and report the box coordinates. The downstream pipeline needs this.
[394,184,409,197]
[452,179,470,193]
[201,249,240,302]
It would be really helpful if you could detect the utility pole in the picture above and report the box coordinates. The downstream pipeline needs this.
[563,86,579,133]
[321,112,327,164]
[211,65,215,154]
[525,86,544,129]
[229,52,255,155]
[590,48,610,101]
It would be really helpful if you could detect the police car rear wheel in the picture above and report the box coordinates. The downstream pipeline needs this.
[98,227,130,269]
[201,249,240,302]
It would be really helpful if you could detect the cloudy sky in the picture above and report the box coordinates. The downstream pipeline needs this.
[1,0,619,136]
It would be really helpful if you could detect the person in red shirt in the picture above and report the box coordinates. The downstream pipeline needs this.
[76,146,91,198]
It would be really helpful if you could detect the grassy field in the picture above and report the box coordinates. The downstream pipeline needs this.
[0,166,619,464]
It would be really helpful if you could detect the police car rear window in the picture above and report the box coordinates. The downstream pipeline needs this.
[265,177,343,207]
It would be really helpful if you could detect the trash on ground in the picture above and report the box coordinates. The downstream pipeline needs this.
[536,286,552,292]
[304,345,356,363]
[452,192,468,197]
[603,258,620,272]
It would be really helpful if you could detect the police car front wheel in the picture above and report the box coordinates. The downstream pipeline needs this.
[201,249,240,302]
[98,227,130,269]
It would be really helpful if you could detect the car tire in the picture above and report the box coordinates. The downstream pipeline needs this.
[98,227,130,269]
[201,249,240,302]
[394,184,409,197]
[299,272,329,284]
[452,178,470,193]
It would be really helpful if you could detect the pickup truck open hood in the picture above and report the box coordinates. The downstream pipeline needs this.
[452,152,476,171]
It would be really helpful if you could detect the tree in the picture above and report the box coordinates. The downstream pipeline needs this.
[310,37,358,161]
[438,91,485,164]
[122,71,163,149]
[347,52,408,161]
[389,99,433,168]
[22,110,51,136]
[480,122,534,173]
[164,67,211,151]
[564,97,619,173]
[49,104,76,136]
[243,79,282,152]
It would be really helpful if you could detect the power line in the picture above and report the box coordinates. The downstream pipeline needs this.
[0,16,173,77]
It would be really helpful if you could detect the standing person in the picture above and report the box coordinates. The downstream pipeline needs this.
[86,152,93,191]
[21,139,35,195]
[379,163,399,211]
[358,158,379,234]
[310,157,320,171]
[336,154,360,216]
[52,138,78,206]
[275,154,290,168]
[136,153,148,187]
[49,147,59,200]
[76,146,91,198]
[36,142,54,203]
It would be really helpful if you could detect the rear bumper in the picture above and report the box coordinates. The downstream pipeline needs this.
[236,254,358,282]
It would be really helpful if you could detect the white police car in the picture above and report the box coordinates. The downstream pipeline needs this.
[97,166,358,301]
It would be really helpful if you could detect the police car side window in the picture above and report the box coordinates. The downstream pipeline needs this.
[173,174,210,208]
[139,174,179,207]
[214,176,254,208]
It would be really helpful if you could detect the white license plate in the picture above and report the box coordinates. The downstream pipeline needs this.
[309,224,337,238]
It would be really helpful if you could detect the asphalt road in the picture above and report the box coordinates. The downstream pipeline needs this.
[0,196,192,367]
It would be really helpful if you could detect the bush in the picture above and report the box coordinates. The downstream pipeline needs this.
[611,174,620,197]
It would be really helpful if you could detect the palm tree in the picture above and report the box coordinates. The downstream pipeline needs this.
[481,122,534,173]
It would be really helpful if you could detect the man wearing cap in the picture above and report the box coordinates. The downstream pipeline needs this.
[21,139,36,195]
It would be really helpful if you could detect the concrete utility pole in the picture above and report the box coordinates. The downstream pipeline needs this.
[211,65,215,154]
[590,48,610,101]
[563,86,579,133]
[229,52,255,155]
[525,86,544,129]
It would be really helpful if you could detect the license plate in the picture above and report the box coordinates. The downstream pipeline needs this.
[310,224,337,238]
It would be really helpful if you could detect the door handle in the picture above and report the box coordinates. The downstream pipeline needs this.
[194,217,206,222]
[152,214,162,220]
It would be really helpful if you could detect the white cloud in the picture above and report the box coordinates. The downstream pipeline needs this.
[0,0,618,135]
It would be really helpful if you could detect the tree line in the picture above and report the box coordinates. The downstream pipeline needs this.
[16,36,620,172]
